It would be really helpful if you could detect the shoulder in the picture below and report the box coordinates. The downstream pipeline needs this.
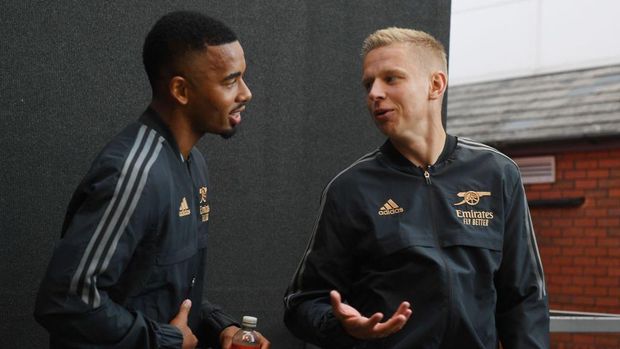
[323,149,382,196]
[85,123,169,192]
[454,137,521,184]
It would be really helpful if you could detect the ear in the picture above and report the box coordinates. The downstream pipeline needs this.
[428,71,447,100]
[169,76,190,105]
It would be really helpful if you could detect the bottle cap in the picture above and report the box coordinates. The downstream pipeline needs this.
[241,315,257,328]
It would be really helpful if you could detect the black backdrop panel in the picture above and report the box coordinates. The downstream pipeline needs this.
[0,1,450,347]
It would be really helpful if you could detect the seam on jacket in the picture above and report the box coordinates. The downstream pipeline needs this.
[524,193,547,299]
[457,138,519,168]
[286,150,380,307]
[458,137,547,299]
[70,125,165,307]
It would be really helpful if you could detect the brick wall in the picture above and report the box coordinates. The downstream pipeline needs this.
[521,147,620,348]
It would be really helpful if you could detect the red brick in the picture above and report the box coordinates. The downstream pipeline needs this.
[572,275,595,285]
[554,181,575,190]
[541,246,561,256]
[582,208,608,217]
[574,178,598,189]
[598,179,620,188]
[585,189,608,198]
[573,296,596,306]
[554,237,575,245]
[562,247,584,256]
[596,297,619,306]
[597,218,620,227]
[561,227,584,236]
[553,219,574,228]
[562,190,586,197]
[610,188,620,197]
[596,277,620,287]
[596,257,620,267]
[584,228,607,237]
[574,256,595,266]
[576,160,599,170]
[556,160,575,170]
[561,266,583,275]
[574,238,596,246]
[599,158,620,167]
[574,218,597,227]
[584,287,608,296]
[565,170,588,179]
[584,247,608,257]
[584,266,608,276]
[596,198,620,206]
[587,169,610,178]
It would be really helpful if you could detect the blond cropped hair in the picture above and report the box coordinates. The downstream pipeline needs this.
[362,27,447,73]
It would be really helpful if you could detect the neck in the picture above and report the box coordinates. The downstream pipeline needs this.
[149,100,201,159]
[390,115,446,168]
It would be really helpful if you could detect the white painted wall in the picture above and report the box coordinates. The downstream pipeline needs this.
[449,0,620,85]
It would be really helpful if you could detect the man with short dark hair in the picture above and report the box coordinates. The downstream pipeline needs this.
[284,27,549,348]
[35,11,270,349]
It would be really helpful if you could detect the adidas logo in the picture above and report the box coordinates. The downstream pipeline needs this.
[378,199,404,215]
[179,197,191,217]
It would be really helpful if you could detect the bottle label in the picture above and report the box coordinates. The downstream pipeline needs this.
[231,344,259,349]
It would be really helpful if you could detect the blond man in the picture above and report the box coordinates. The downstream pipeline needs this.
[284,27,549,349]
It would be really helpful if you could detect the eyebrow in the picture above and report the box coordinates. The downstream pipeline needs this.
[222,72,241,82]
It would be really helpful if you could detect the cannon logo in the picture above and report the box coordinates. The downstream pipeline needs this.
[378,199,404,215]
[453,191,491,206]
[453,190,494,226]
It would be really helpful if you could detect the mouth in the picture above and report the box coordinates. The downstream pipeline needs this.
[373,108,394,120]
[228,106,245,126]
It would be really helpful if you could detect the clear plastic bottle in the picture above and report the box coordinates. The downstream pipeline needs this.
[230,316,259,349]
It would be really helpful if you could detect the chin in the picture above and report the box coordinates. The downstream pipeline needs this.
[219,127,237,139]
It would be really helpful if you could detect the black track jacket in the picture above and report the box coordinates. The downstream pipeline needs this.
[35,108,236,348]
[284,135,549,349]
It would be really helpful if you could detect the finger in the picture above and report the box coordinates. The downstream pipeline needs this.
[329,290,344,317]
[257,333,271,349]
[373,314,409,335]
[394,301,413,320]
[175,299,192,323]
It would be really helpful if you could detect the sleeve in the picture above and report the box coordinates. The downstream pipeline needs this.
[198,300,239,348]
[34,150,183,348]
[283,189,363,349]
[495,173,550,349]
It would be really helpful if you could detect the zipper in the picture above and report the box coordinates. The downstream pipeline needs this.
[423,166,455,344]
[186,276,196,299]
[424,169,431,184]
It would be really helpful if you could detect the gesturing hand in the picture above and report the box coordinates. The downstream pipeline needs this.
[330,290,412,340]
[169,299,198,349]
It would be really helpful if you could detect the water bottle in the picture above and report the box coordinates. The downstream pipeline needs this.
[230,316,259,349]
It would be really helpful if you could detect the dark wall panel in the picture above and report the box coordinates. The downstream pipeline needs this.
[0,1,450,347]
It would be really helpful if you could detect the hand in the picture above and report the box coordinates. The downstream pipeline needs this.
[169,299,198,349]
[330,290,412,340]
[220,325,271,349]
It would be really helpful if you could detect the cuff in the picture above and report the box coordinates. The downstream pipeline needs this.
[156,323,184,349]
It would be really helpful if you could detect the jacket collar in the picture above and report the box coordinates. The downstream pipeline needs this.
[379,134,457,172]
[139,107,186,162]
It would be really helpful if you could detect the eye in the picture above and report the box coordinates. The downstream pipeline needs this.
[385,76,397,84]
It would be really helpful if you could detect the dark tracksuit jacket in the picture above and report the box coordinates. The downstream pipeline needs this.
[35,108,236,348]
[284,135,549,349]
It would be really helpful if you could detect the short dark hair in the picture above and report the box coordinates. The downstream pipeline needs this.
[142,11,238,92]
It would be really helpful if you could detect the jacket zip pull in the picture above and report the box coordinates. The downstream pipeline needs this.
[424,170,432,184]
[187,276,196,298]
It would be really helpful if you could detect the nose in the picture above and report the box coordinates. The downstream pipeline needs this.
[237,78,252,103]
[367,81,385,101]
